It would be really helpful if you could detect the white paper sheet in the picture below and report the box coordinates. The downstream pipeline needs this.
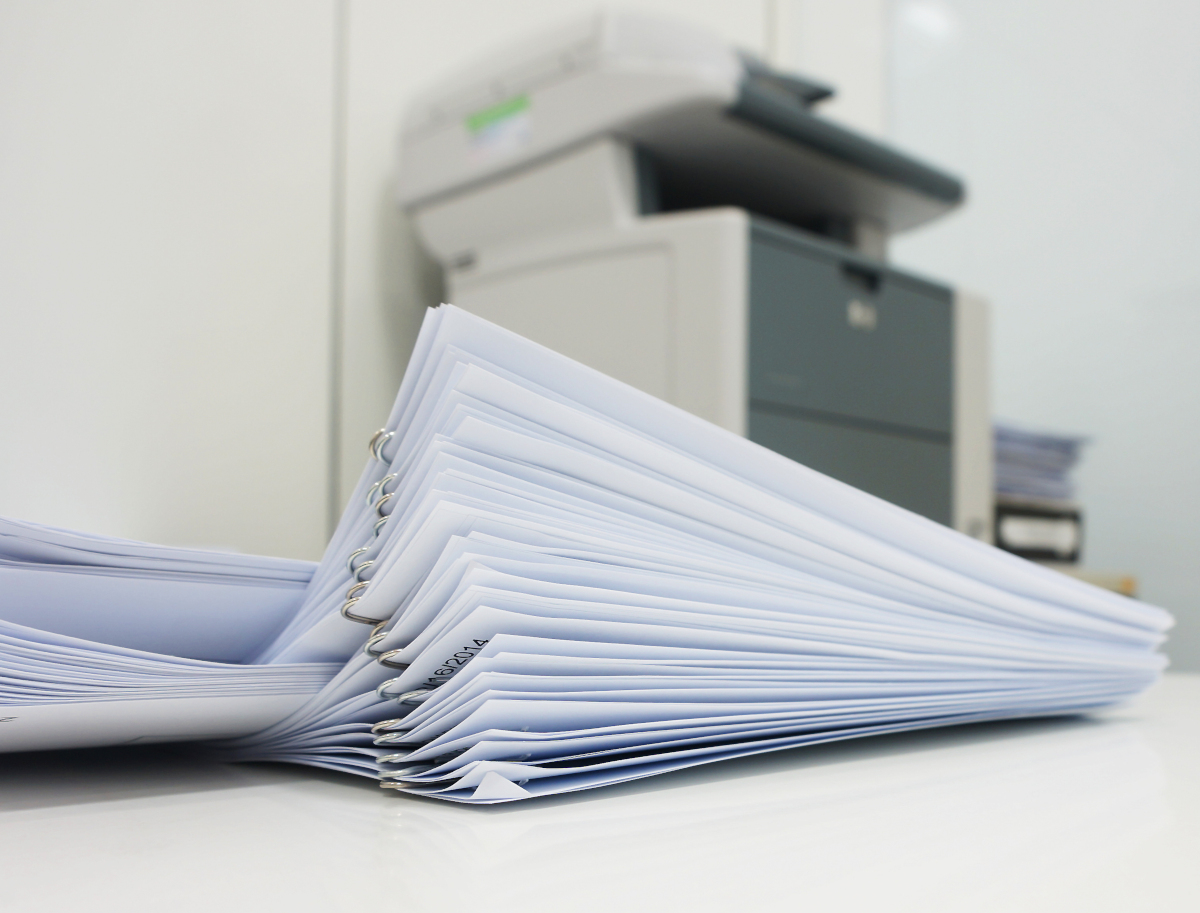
[0,306,1172,803]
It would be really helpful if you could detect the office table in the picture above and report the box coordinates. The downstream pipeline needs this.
[2,673,1196,912]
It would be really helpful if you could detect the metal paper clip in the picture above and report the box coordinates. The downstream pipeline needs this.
[366,472,396,506]
[365,477,384,505]
[363,619,388,654]
[346,545,370,574]
[378,765,433,780]
[369,429,395,462]
[376,679,434,703]
[370,718,408,734]
[341,597,384,625]
[377,648,409,669]
[374,732,411,746]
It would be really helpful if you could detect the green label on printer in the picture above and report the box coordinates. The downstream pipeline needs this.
[466,95,530,134]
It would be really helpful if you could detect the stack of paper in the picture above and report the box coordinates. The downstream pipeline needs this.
[0,518,337,751]
[0,307,1171,803]
[994,422,1087,503]
[224,307,1171,802]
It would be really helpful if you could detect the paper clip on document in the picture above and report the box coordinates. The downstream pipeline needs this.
[339,430,399,627]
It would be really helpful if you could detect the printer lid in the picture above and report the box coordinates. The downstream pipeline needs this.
[397,9,964,235]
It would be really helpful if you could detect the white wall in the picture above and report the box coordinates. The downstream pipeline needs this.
[0,1,777,557]
[0,0,337,559]
[888,0,1200,669]
[768,0,889,136]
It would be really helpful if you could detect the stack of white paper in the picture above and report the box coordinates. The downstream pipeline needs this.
[222,306,1171,802]
[0,518,337,751]
[0,307,1171,802]
[994,421,1087,503]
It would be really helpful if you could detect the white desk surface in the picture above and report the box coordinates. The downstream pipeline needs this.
[2,673,1196,912]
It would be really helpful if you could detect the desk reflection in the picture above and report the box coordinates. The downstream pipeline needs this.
[0,714,1168,913]
[364,718,1165,911]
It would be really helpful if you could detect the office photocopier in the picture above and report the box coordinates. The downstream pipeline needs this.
[396,9,992,539]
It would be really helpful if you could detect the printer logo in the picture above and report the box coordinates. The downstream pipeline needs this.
[847,299,878,332]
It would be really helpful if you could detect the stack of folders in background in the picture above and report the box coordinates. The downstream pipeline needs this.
[0,307,1172,803]
[993,423,1088,564]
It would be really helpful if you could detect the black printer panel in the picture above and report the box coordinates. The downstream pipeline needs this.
[747,219,953,525]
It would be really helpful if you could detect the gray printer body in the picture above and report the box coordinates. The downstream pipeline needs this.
[398,11,992,539]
